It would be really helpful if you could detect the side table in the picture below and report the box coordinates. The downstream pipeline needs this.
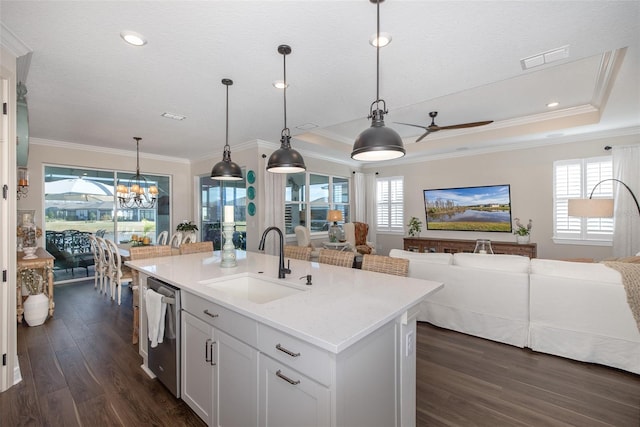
[322,241,350,251]
[17,247,55,323]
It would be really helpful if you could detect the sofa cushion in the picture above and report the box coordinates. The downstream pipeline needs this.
[530,258,621,282]
[453,252,530,273]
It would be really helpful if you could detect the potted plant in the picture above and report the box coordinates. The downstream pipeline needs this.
[176,220,199,233]
[20,269,49,326]
[513,218,532,244]
[407,216,422,237]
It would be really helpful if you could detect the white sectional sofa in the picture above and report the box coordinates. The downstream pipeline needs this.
[389,249,640,375]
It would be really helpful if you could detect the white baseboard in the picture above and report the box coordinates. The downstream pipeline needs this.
[13,355,22,385]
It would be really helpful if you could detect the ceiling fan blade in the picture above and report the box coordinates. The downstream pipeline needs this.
[437,120,494,130]
[394,122,429,131]
[416,131,430,142]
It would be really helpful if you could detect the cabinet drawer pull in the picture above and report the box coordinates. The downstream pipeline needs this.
[276,369,300,385]
[205,338,212,362]
[204,309,219,318]
[276,343,300,358]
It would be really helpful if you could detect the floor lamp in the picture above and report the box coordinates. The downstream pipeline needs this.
[568,178,640,218]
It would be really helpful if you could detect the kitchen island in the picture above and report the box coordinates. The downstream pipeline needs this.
[127,250,442,427]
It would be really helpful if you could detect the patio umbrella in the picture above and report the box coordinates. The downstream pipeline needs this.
[45,178,114,201]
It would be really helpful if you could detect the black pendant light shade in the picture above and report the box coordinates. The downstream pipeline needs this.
[352,106,405,161]
[351,0,405,162]
[266,44,306,174]
[211,78,243,181]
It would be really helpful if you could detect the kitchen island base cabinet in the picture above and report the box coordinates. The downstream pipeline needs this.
[259,354,330,426]
[180,290,419,426]
[181,310,258,426]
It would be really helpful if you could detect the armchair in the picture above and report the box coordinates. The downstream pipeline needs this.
[294,226,320,260]
[344,222,376,255]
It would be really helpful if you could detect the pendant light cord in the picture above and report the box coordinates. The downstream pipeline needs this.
[134,137,141,175]
[282,51,289,136]
[376,0,380,103]
[225,82,230,150]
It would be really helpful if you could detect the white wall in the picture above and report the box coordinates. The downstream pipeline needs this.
[17,138,192,233]
[370,134,640,260]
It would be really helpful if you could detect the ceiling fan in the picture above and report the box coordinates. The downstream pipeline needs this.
[395,111,493,142]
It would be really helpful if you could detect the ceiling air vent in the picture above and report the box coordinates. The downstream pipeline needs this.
[520,45,570,70]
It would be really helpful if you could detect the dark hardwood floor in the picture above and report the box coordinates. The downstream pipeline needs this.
[2,279,639,426]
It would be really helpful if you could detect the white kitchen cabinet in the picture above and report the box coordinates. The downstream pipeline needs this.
[181,298,258,427]
[182,311,214,424]
[258,353,330,427]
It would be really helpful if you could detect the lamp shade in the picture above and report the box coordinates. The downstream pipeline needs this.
[568,198,614,218]
[327,210,343,223]
[211,148,243,180]
[266,135,306,173]
[352,109,405,161]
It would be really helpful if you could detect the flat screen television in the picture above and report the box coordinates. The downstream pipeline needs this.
[423,184,512,232]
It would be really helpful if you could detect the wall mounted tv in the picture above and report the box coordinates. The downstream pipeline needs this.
[423,184,512,232]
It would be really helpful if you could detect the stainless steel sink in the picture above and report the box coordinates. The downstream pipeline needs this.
[199,273,306,304]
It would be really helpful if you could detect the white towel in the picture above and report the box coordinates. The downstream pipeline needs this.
[146,288,167,348]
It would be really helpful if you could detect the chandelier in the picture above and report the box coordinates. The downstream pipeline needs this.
[116,137,158,209]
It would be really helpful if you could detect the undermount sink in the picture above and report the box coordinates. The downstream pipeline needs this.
[199,273,306,304]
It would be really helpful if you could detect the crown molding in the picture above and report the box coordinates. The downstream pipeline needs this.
[30,137,191,164]
[1,23,32,57]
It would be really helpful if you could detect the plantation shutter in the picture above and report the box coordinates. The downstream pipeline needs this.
[376,177,404,232]
[553,156,613,242]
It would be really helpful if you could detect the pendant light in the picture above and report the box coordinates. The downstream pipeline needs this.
[211,78,243,181]
[116,137,159,209]
[351,0,405,161]
[266,44,306,173]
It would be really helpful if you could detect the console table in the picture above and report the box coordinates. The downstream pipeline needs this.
[17,247,55,323]
[403,237,537,258]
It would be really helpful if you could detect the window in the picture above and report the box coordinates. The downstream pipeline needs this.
[199,174,247,250]
[376,176,404,233]
[44,165,171,243]
[284,172,350,235]
[553,156,613,243]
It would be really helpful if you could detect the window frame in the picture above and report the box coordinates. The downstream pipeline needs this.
[376,176,404,234]
[285,172,351,236]
[553,156,613,245]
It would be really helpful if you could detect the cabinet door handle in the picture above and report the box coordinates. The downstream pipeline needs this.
[204,309,219,318]
[276,343,300,358]
[210,341,216,366]
[276,369,300,385]
[205,338,212,362]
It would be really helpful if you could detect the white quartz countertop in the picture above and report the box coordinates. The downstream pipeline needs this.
[127,251,442,353]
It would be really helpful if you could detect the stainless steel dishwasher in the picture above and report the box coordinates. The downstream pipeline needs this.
[147,276,181,398]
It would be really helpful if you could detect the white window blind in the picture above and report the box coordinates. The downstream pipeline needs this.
[554,156,613,242]
[376,176,404,232]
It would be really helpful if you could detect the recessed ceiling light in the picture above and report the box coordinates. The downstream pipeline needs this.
[272,80,289,89]
[120,31,147,46]
[369,32,392,47]
[546,101,559,108]
[161,112,186,121]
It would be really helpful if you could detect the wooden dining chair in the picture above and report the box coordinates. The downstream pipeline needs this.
[284,245,312,261]
[94,236,110,294]
[87,234,101,290]
[169,231,183,249]
[128,245,173,344]
[104,239,133,305]
[157,230,169,245]
[361,254,409,277]
[318,248,355,268]
[179,241,213,255]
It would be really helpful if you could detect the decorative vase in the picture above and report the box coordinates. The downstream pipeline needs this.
[23,293,49,326]
[516,235,530,244]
